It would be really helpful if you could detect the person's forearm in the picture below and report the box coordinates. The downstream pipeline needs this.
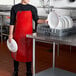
[37,19,46,24]
[9,25,14,35]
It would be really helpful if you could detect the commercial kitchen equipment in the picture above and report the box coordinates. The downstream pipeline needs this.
[26,33,76,76]
[37,24,76,37]
[37,6,76,37]
[0,5,11,43]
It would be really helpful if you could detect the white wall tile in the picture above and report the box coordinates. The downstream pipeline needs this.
[51,0,76,7]
[0,0,14,5]
[50,0,76,17]
[15,0,21,4]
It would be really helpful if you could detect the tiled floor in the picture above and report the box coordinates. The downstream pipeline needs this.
[0,42,52,76]
[0,41,76,76]
[36,68,76,76]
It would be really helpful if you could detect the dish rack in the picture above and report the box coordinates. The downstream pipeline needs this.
[37,24,76,37]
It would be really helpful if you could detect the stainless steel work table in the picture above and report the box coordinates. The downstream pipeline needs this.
[0,12,10,43]
[26,33,76,76]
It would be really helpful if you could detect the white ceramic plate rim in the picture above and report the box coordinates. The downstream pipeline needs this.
[56,17,64,29]
[7,39,18,52]
[64,16,73,28]
[61,16,69,29]
[48,11,59,29]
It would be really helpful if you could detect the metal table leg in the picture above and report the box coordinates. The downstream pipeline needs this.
[33,39,35,76]
[1,15,3,44]
[70,46,72,54]
[53,42,56,70]
[1,25,3,44]
[57,44,59,56]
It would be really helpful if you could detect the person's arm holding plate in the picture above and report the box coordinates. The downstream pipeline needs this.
[32,7,48,32]
[9,25,14,42]
[9,6,16,42]
[37,19,48,24]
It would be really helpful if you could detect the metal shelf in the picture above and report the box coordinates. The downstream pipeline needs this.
[2,33,9,36]
[54,7,76,10]
[0,12,10,43]
[0,25,9,43]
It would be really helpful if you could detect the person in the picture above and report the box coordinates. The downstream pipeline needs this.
[8,0,47,76]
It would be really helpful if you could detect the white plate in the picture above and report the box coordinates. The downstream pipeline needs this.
[7,39,18,52]
[63,16,69,28]
[56,17,64,29]
[48,11,59,29]
[64,16,73,28]
[61,16,69,29]
[60,17,65,29]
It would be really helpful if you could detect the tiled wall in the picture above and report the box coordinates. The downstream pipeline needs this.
[52,0,76,7]
[0,0,76,17]
[29,0,50,17]
[0,0,14,5]
[52,0,76,17]
[30,0,76,17]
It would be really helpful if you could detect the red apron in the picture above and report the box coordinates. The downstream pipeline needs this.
[11,11,33,62]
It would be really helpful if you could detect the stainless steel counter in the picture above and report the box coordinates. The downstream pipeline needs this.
[0,12,10,16]
[26,33,76,76]
[26,33,76,46]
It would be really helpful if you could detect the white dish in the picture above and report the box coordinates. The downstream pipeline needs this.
[56,17,64,29]
[64,16,73,28]
[48,11,59,29]
[7,39,18,52]
[63,16,69,29]
[60,17,65,29]
[61,16,69,29]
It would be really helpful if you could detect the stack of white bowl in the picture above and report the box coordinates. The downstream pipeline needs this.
[48,11,73,29]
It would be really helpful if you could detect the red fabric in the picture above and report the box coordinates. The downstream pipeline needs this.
[11,11,33,62]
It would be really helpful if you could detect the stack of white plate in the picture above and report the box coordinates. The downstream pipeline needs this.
[48,11,73,29]
[56,16,73,29]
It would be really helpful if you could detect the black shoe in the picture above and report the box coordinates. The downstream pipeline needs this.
[26,72,32,76]
[13,71,18,76]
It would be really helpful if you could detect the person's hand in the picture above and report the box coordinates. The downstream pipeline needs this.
[8,34,13,43]
[45,19,48,24]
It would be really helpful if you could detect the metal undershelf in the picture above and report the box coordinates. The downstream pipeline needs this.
[36,68,76,76]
